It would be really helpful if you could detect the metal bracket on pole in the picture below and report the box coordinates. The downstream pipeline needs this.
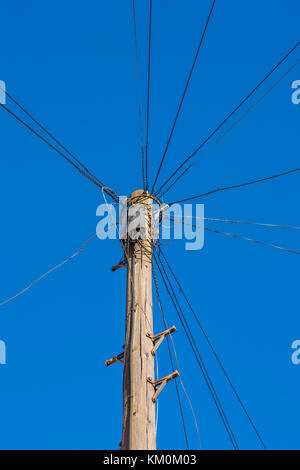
[147,370,180,403]
[146,325,176,356]
[105,347,125,366]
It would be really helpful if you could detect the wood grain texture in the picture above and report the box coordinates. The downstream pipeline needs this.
[121,190,156,450]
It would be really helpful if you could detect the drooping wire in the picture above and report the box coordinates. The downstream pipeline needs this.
[168,215,300,255]
[0,224,115,308]
[167,330,203,450]
[0,103,118,202]
[155,253,238,449]
[166,165,300,205]
[1,89,93,176]
[154,254,239,449]
[152,265,190,449]
[175,214,300,231]
[204,226,300,255]
[145,0,153,191]
[0,87,118,201]
[155,41,300,196]
[153,264,202,449]
[157,59,300,199]
[132,0,146,190]
[159,247,267,449]
[151,0,216,193]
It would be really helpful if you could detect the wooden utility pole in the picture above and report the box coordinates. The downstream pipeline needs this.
[104,189,179,449]
[121,190,156,450]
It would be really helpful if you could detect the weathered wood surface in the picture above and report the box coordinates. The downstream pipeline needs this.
[121,190,156,450]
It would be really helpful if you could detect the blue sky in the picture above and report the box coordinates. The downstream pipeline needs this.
[0,0,299,450]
